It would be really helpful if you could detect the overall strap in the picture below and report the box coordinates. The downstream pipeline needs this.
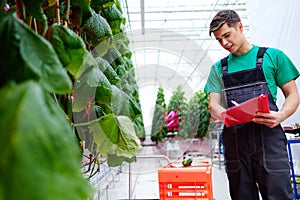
[221,56,229,75]
[256,47,268,69]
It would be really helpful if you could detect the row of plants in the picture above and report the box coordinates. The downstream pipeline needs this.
[151,86,212,142]
[0,0,145,199]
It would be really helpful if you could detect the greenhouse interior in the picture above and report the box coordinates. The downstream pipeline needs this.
[1,0,300,200]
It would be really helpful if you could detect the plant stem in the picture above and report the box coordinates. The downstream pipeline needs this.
[55,0,60,23]
[27,16,32,28]
[33,18,38,33]
[62,0,70,22]
[72,116,105,127]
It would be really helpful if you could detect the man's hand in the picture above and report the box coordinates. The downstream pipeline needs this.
[254,80,299,128]
[253,111,284,128]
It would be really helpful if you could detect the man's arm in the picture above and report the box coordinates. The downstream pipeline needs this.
[253,80,299,128]
[209,92,226,121]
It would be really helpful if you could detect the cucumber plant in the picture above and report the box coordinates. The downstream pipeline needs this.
[153,86,211,140]
[0,0,145,199]
[151,86,168,142]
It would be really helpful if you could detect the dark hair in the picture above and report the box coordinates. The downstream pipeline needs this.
[209,10,241,36]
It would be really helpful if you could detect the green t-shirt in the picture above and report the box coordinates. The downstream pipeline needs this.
[204,45,300,103]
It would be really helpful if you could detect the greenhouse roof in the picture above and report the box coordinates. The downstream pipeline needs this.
[120,0,249,129]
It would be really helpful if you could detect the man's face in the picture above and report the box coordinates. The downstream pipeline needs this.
[213,22,244,54]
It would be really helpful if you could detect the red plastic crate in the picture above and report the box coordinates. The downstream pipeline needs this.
[158,161,213,200]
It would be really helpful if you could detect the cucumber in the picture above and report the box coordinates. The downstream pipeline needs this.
[182,156,193,167]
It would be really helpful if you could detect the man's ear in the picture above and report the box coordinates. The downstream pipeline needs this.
[238,22,243,32]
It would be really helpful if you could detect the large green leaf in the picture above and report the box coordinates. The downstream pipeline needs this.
[0,13,72,94]
[134,116,146,140]
[107,153,136,167]
[45,24,86,73]
[73,66,112,112]
[114,115,141,155]
[110,85,142,120]
[90,114,141,166]
[95,56,120,85]
[0,81,93,200]
[101,4,126,34]
[81,12,112,44]
[0,13,24,85]
[102,47,124,70]
[71,50,97,79]
[72,51,113,112]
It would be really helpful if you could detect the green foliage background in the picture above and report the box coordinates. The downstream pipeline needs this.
[150,87,168,142]
[151,85,211,140]
[0,0,145,199]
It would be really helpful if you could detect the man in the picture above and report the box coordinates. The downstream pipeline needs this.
[204,10,299,200]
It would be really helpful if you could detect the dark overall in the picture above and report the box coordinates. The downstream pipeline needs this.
[221,47,293,200]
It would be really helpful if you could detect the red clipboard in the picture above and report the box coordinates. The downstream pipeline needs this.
[221,94,270,127]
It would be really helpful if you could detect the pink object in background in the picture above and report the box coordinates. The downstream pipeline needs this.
[165,111,179,131]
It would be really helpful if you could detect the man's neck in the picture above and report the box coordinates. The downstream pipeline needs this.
[237,41,253,54]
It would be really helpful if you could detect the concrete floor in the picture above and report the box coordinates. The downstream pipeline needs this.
[87,135,300,200]
[89,140,231,200]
